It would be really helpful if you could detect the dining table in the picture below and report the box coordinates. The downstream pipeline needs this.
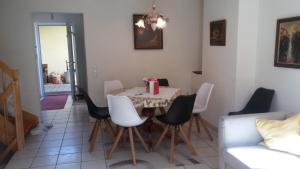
[110,86,182,147]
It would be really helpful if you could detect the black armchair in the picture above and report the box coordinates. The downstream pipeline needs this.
[228,87,275,116]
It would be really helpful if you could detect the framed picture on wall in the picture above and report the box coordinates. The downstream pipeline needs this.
[210,19,226,46]
[133,14,163,49]
[274,16,300,69]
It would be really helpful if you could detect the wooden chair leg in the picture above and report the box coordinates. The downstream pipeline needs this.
[122,129,128,146]
[195,114,201,133]
[198,115,214,141]
[188,116,194,139]
[133,127,149,152]
[107,128,124,159]
[128,128,137,165]
[89,121,97,142]
[154,125,169,150]
[90,120,101,152]
[104,119,116,139]
[175,126,179,145]
[178,125,197,156]
[169,127,175,163]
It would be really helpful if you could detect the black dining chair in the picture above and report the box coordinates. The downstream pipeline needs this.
[157,78,169,87]
[76,87,115,151]
[154,94,197,162]
[228,87,275,116]
[156,78,170,114]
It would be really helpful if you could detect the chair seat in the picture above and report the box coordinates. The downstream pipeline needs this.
[118,116,148,128]
[156,114,188,125]
[192,107,206,114]
[225,146,300,169]
[90,107,110,119]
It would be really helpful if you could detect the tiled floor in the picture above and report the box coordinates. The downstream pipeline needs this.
[5,97,219,169]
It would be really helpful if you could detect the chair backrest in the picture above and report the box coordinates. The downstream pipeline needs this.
[193,82,214,113]
[76,87,98,118]
[104,80,124,96]
[164,94,196,125]
[243,87,275,113]
[157,78,169,87]
[107,95,143,127]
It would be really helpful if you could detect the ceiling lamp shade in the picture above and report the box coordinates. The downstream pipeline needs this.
[135,1,169,31]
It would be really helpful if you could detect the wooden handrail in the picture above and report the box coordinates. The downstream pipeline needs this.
[0,83,13,103]
[0,60,18,81]
[0,60,24,152]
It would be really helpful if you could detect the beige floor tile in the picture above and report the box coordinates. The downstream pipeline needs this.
[5,158,34,169]
[81,151,105,161]
[81,160,107,169]
[57,153,81,164]
[37,147,60,156]
[60,145,82,154]
[56,163,81,169]
[30,165,55,169]
[31,155,58,168]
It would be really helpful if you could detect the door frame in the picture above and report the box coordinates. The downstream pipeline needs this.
[33,22,77,99]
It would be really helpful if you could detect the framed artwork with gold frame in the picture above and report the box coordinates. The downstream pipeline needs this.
[275,16,300,69]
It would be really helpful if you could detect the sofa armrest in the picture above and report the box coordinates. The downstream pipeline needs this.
[218,112,287,169]
[219,112,287,149]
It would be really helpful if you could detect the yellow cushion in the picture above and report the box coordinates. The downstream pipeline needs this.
[256,113,300,156]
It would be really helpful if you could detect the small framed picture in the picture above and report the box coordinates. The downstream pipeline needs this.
[274,16,300,69]
[133,14,163,49]
[210,20,226,46]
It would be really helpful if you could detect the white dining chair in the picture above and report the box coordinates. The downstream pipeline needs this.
[104,80,124,96]
[188,82,214,141]
[106,95,149,165]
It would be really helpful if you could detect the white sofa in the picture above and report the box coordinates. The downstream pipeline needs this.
[219,112,300,169]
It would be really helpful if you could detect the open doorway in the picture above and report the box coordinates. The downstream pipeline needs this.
[40,25,73,96]
[33,13,87,113]
[37,25,74,111]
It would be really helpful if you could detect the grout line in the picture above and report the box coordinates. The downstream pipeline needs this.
[55,97,72,168]
[28,110,57,169]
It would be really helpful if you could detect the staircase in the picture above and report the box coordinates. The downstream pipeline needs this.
[0,60,38,164]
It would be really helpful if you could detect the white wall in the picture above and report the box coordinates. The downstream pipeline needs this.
[202,0,259,126]
[234,0,259,110]
[39,26,69,75]
[0,0,203,115]
[255,0,300,113]
[202,0,239,126]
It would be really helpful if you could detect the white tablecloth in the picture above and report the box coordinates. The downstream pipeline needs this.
[112,87,181,108]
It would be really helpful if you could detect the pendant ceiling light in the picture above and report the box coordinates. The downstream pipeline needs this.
[135,0,169,31]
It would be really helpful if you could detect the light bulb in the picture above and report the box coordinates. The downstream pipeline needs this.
[151,23,157,31]
[135,19,145,28]
[156,17,167,29]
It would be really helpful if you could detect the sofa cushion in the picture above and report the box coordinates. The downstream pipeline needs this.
[224,146,300,169]
[256,113,300,156]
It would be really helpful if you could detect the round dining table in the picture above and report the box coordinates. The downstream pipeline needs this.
[110,86,181,108]
[110,86,182,147]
